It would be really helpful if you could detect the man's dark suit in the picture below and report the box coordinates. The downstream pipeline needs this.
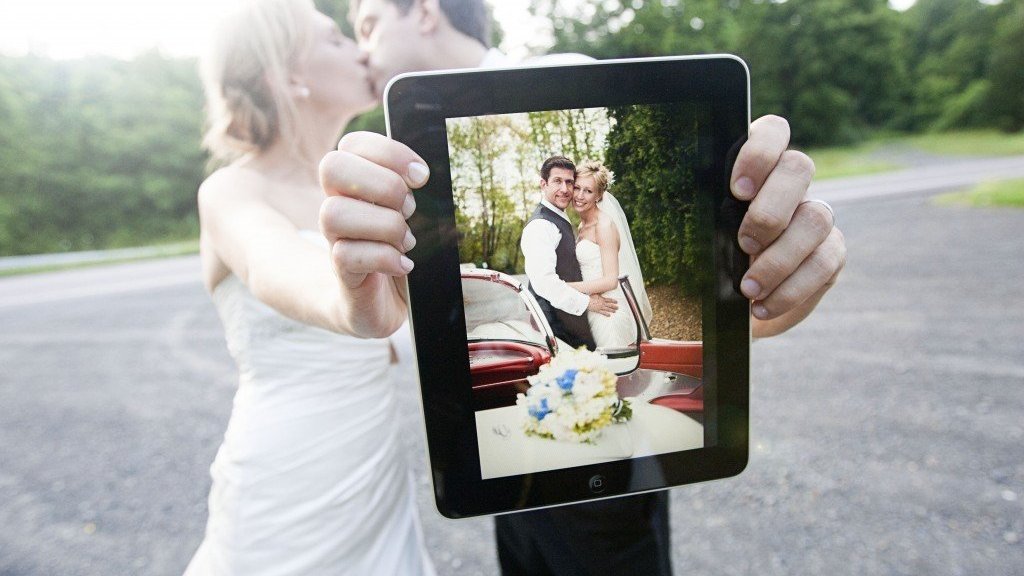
[497,203,672,576]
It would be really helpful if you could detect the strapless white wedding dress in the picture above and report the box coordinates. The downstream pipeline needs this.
[185,231,433,576]
[576,238,638,348]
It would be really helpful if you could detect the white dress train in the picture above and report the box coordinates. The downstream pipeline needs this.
[185,231,434,576]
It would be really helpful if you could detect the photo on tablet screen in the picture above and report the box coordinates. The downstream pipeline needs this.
[445,103,714,480]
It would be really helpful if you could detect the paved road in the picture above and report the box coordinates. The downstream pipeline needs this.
[1,165,1022,575]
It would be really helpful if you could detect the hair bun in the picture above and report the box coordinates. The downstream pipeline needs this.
[222,84,276,148]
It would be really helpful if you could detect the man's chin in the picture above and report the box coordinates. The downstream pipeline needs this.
[372,69,406,99]
[367,73,389,100]
[370,82,385,100]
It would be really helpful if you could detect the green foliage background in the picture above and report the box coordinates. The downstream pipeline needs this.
[605,103,710,294]
[0,54,205,255]
[0,0,1020,256]
[537,0,1023,144]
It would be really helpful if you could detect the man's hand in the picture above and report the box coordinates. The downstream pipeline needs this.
[732,115,847,338]
[318,132,429,338]
[588,294,618,317]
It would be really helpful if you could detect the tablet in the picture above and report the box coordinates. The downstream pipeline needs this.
[385,55,751,518]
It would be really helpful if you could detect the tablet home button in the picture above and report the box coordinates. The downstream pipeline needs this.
[588,475,606,494]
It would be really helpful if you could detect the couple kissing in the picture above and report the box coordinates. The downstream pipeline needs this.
[520,155,654,352]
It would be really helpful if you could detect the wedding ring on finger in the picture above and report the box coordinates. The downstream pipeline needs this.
[800,198,836,230]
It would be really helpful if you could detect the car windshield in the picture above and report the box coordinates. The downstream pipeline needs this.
[463,276,548,348]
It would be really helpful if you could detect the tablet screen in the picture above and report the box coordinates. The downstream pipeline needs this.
[444,103,712,480]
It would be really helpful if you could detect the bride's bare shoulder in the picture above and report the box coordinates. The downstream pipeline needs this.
[198,166,270,207]
[197,167,274,292]
[595,211,619,240]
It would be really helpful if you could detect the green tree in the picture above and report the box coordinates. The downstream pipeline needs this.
[0,53,205,255]
[535,0,743,59]
[604,103,706,293]
[986,0,1024,131]
[735,0,908,145]
[535,0,908,146]
[902,0,1007,130]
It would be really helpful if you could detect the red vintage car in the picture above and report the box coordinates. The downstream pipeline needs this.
[462,268,704,418]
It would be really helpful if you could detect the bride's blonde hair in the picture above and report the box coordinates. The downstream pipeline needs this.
[575,161,613,199]
[199,0,316,165]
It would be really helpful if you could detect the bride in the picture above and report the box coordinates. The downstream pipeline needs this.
[186,1,432,574]
[567,161,654,348]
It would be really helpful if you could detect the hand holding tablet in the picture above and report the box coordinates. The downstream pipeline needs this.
[317,55,846,517]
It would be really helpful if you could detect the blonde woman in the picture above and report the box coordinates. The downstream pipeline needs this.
[568,161,653,348]
[185,1,432,573]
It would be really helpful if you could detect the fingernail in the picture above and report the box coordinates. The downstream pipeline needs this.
[741,278,761,299]
[752,303,769,319]
[403,230,416,252]
[407,162,429,187]
[400,256,415,273]
[734,177,755,200]
[739,235,761,254]
[402,193,416,219]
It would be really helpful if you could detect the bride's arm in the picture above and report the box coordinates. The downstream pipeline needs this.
[199,169,363,335]
[567,219,621,295]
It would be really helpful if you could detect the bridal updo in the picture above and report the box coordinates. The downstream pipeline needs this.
[575,161,613,200]
[199,0,316,164]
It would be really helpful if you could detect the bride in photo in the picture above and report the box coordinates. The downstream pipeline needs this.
[567,161,654,348]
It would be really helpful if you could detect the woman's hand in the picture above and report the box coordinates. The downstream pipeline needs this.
[318,132,429,338]
[731,115,847,338]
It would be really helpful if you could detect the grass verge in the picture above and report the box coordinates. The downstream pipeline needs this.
[0,239,200,277]
[803,141,900,180]
[934,179,1024,209]
[807,129,1024,180]
[899,130,1024,157]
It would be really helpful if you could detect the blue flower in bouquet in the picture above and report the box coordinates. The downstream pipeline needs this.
[556,369,578,391]
[515,347,631,443]
[528,398,550,421]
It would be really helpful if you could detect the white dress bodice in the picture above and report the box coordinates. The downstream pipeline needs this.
[575,238,638,348]
[186,231,433,576]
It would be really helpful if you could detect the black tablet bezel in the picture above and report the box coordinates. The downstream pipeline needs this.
[385,55,751,518]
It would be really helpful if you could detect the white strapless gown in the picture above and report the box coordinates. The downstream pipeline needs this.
[576,238,638,348]
[185,232,433,576]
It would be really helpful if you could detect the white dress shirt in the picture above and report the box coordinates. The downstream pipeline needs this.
[520,199,590,317]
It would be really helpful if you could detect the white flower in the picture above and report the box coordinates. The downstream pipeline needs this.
[516,347,631,443]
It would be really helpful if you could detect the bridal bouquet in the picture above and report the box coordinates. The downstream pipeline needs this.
[517,347,632,443]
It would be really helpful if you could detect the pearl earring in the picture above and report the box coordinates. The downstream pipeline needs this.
[298,86,311,98]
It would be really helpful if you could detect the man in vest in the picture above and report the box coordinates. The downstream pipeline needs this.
[521,155,613,352]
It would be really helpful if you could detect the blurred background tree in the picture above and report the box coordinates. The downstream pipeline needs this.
[0,53,205,255]
[0,0,1020,256]
[536,0,1019,144]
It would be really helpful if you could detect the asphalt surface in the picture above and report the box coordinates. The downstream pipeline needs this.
[1,162,1022,575]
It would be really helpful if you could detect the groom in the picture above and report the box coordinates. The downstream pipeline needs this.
[520,155,615,352]
[324,3,847,574]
